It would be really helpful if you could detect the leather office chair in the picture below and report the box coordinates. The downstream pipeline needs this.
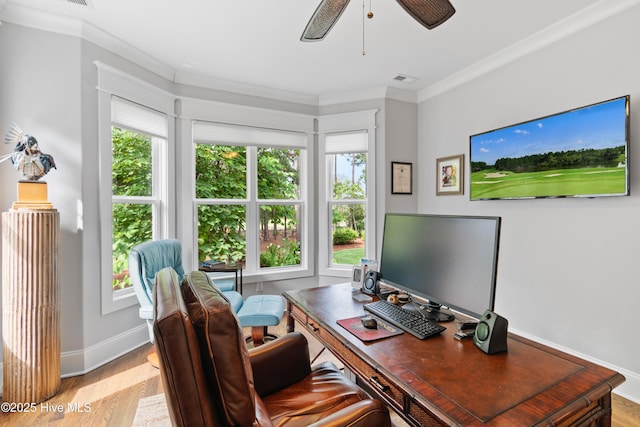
[129,239,243,342]
[153,268,391,427]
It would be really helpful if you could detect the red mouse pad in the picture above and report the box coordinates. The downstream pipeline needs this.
[337,315,404,342]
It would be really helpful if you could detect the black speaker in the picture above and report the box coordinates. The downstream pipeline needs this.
[362,271,379,295]
[473,310,508,354]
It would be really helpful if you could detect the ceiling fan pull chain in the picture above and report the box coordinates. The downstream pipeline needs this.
[362,0,374,55]
[362,0,366,55]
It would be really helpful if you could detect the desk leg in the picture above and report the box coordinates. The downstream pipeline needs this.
[600,393,612,427]
[286,301,295,333]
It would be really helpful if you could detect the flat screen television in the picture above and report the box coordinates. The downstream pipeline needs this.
[470,95,630,200]
[378,213,501,321]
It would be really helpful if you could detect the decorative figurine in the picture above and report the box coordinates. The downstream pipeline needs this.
[1,123,56,181]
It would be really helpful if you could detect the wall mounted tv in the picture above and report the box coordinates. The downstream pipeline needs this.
[470,95,630,200]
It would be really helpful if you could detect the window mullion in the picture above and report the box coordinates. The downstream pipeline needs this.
[245,147,258,274]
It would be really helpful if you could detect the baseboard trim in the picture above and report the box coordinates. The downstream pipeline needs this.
[0,324,149,396]
[62,323,149,378]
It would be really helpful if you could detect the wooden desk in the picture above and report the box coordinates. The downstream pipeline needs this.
[284,283,625,427]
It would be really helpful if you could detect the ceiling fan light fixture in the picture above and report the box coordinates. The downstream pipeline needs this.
[301,0,455,45]
[395,0,456,30]
[301,0,352,42]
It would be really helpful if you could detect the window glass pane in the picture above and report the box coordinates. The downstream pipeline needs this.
[112,127,152,197]
[195,144,246,199]
[112,203,152,290]
[257,148,301,199]
[259,204,302,268]
[330,153,367,200]
[331,203,365,266]
[198,204,246,266]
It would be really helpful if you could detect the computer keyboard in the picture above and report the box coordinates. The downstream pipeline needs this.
[364,300,446,340]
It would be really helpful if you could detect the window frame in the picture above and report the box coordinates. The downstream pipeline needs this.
[96,62,176,314]
[192,142,307,275]
[177,99,315,282]
[318,110,377,278]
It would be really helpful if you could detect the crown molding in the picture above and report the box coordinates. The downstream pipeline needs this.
[0,1,322,106]
[6,0,631,107]
[318,87,387,106]
[0,1,176,81]
[418,0,640,103]
[174,71,319,107]
[385,87,418,104]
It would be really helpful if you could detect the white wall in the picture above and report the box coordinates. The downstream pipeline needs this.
[418,5,640,401]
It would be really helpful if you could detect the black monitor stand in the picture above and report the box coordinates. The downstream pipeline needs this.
[402,300,455,322]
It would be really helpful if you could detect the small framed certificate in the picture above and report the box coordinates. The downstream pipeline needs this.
[391,162,412,195]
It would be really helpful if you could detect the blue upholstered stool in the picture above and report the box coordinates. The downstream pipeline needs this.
[237,294,284,346]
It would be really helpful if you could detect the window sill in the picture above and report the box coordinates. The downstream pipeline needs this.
[101,287,138,315]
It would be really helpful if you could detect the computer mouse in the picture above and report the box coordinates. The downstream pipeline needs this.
[361,316,377,329]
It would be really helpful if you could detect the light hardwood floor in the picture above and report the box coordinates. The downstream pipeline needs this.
[1,324,638,426]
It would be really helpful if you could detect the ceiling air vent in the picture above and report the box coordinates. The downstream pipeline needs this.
[393,74,418,84]
[65,0,92,7]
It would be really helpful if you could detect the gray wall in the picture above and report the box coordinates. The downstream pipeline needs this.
[0,22,326,377]
[1,2,639,403]
[385,98,418,215]
[418,5,640,399]
[0,23,88,370]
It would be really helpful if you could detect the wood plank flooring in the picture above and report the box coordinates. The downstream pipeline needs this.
[1,343,162,426]
[1,322,638,426]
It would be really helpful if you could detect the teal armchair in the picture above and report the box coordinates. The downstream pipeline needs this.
[129,239,243,342]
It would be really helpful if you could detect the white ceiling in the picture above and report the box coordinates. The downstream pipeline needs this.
[1,0,635,103]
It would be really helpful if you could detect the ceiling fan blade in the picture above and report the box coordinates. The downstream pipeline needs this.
[301,0,352,42]
[396,0,456,30]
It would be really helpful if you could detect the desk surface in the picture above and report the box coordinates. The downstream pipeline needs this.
[284,283,625,426]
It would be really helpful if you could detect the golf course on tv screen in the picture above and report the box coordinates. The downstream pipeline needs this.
[470,96,629,200]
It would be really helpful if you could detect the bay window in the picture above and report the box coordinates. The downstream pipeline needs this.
[192,121,309,278]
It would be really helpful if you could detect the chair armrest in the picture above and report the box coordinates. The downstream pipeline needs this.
[308,399,391,427]
[249,332,312,396]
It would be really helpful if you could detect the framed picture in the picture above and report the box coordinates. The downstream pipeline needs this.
[391,162,412,194]
[436,154,464,195]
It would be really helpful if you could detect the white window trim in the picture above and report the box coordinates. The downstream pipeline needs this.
[318,110,378,278]
[96,62,176,314]
[177,98,315,282]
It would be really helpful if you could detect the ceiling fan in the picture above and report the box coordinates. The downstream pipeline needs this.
[301,0,456,42]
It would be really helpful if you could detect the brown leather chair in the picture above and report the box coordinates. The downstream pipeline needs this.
[153,267,391,427]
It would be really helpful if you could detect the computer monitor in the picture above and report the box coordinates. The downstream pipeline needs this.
[378,213,501,321]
